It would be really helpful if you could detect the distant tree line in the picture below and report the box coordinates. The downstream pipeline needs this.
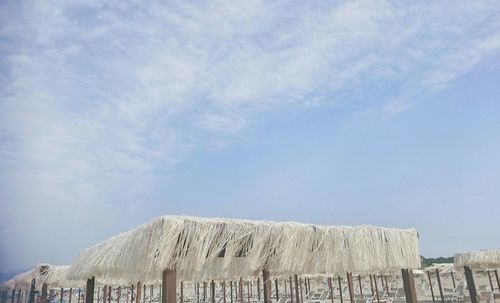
[421,255,454,267]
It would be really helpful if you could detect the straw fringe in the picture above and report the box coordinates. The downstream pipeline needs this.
[454,250,500,270]
[67,215,420,283]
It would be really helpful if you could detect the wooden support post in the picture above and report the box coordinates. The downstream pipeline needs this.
[487,270,494,292]
[60,288,64,303]
[247,281,252,303]
[204,282,207,303]
[435,269,444,303]
[41,283,48,303]
[263,270,271,303]
[450,271,456,289]
[289,277,293,303]
[299,278,303,303]
[327,278,334,303]
[346,273,354,303]
[150,285,153,303]
[294,275,300,303]
[117,287,121,303]
[338,276,343,303]
[464,266,477,303]
[357,275,363,297]
[274,279,279,301]
[401,269,417,303]
[78,288,81,303]
[222,281,226,303]
[283,279,288,298]
[239,278,243,303]
[86,277,95,303]
[69,288,73,303]
[132,285,135,303]
[137,283,142,303]
[143,285,145,303]
[257,278,261,302]
[384,277,388,293]
[426,271,435,302]
[196,284,199,303]
[369,276,374,297]
[372,275,380,303]
[162,269,176,303]
[28,279,36,303]
[11,290,15,303]
[495,270,500,291]
[230,282,233,303]
[180,282,184,303]
[211,281,215,303]
[103,287,107,303]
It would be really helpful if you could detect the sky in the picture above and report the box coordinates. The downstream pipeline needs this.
[1,0,500,276]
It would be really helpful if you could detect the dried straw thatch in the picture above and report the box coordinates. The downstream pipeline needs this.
[0,264,83,290]
[424,263,456,273]
[454,250,500,270]
[67,215,420,283]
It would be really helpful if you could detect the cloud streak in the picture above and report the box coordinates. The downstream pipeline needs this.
[1,0,500,272]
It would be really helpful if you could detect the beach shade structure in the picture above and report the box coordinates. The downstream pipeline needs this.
[0,264,83,303]
[454,250,500,303]
[66,215,421,303]
[423,264,458,303]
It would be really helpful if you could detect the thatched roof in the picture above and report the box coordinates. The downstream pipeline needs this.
[424,263,456,274]
[67,215,420,283]
[454,250,500,270]
[0,264,81,290]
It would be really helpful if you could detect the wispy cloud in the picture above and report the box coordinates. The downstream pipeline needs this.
[1,0,500,271]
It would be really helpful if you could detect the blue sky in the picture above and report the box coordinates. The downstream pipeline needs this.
[1,0,500,275]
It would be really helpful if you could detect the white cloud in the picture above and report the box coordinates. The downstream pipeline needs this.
[1,0,500,271]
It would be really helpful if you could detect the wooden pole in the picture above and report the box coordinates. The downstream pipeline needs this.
[11,290,15,303]
[196,284,199,303]
[338,276,343,303]
[180,282,184,303]
[246,282,250,303]
[143,284,145,303]
[204,282,207,303]
[357,275,363,297]
[294,275,300,303]
[61,288,64,303]
[289,277,293,303]
[450,271,456,289]
[150,285,153,303]
[230,282,233,303]
[401,269,417,303]
[487,270,494,292]
[78,288,81,303]
[137,283,142,303]
[162,269,176,303]
[327,278,334,303]
[426,271,435,302]
[117,287,121,303]
[372,275,380,303]
[239,278,243,303]
[369,276,374,297]
[41,284,48,303]
[69,288,73,303]
[86,277,95,303]
[263,271,271,303]
[384,277,389,293]
[299,278,303,303]
[346,273,354,303]
[495,270,500,291]
[222,281,226,303]
[211,281,215,303]
[435,270,444,303]
[257,278,261,302]
[28,279,35,303]
[274,279,279,301]
[464,266,477,303]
